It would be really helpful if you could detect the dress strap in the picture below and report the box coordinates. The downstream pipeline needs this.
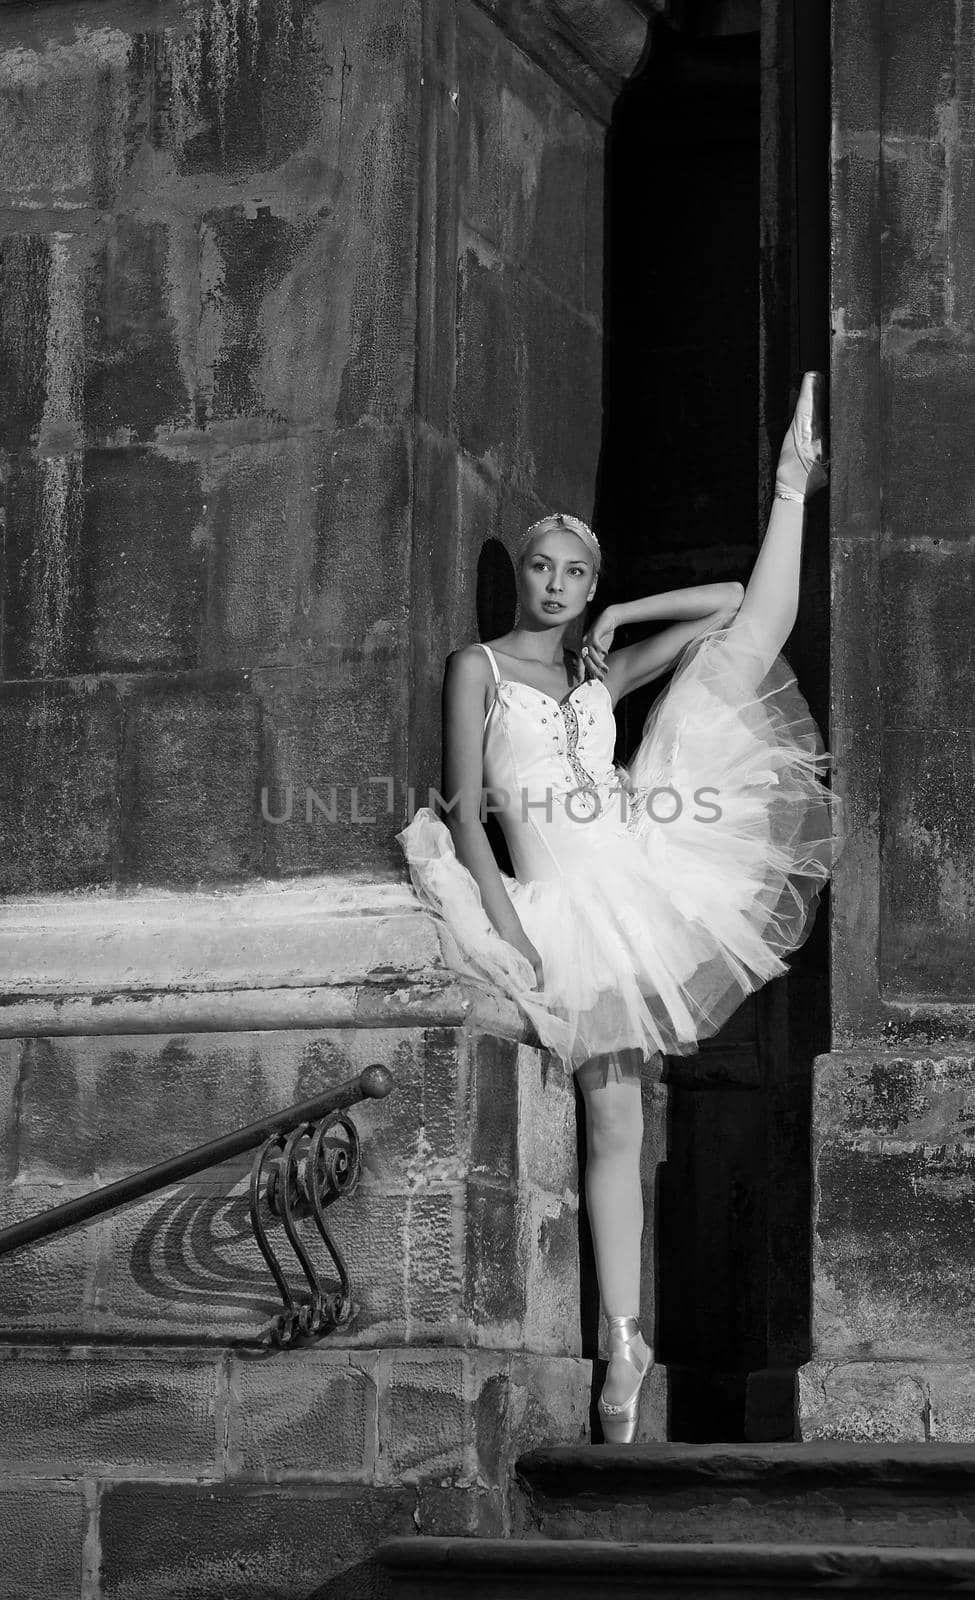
[480,644,502,732]
[480,644,502,686]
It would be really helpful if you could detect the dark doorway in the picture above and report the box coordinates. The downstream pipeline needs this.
[592,4,830,1441]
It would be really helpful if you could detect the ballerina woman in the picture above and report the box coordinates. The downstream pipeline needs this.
[397,373,840,1443]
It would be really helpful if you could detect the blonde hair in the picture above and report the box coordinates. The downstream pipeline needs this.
[519,511,601,575]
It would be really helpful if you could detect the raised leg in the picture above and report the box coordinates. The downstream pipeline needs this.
[733,371,826,670]
[732,495,806,667]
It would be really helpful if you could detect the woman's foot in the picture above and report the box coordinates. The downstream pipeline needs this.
[775,371,828,502]
[597,1315,653,1445]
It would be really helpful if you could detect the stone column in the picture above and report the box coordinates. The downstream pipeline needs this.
[799,0,975,1441]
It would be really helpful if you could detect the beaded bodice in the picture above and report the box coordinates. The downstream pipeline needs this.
[479,644,627,882]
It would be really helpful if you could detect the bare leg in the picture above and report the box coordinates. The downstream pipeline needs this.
[580,1075,651,1404]
[732,495,805,667]
[732,372,825,670]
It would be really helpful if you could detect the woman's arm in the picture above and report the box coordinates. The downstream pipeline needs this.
[440,648,544,985]
[585,582,744,704]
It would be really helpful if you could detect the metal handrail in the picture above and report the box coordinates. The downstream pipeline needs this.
[0,1064,395,1346]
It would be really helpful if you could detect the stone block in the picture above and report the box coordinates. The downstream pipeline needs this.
[470,1035,520,1182]
[203,206,318,423]
[12,1028,419,1184]
[228,1349,378,1480]
[93,1166,283,1345]
[829,339,881,536]
[883,140,948,328]
[1,452,85,679]
[832,0,881,135]
[375,1349,590,1515]
[0,28,133,204]
[499,76,593,310]
[881,0,955,140]
[377,1350,467,1481]
[119,678,263,886]
[515,1047,577,1195]
[84,219,191,439]
[879,731,975,998]
[812,1053,975,1360]
[0,1180,97,1335]
[831,539,881,731]
[0,1482,85,1600]
[161,0,330,180]
[201,422,409,665]
[309,421,412,647]
[522,274,601,514]
[454,244,520,467]
[97,1481,415,1600]
[400,1187,466,1332]
[200,436,317,668]
[522,1187,581,1355]
[0,235,54,451]
[0,1041,22,1184]
[798,1359,927,1441]
[466,1182,526,1338]
[409,439,482,792]
[414,1479,503,1537]
[880,544,975,732]
[885,337,975,539]
[458,19,503,246]
[76,448,207,672]
[948,146,975,332]
[255,656,405,878]
[822,722,882,1041]
[0,1348,218,1475]
[929,1364,975,1441]
[503,1352,591,1456]
[831,149,880,332]
[93,1172,414,1346]
[332,95,421,429]
[0,681,121,895]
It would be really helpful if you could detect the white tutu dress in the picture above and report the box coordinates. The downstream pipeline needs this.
[396,621,841,1079]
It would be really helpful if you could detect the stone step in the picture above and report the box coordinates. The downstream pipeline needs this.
[377,1537,975,1598]
[515,1443,975,1547]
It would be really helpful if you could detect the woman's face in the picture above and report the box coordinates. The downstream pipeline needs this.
[518,529,597,625]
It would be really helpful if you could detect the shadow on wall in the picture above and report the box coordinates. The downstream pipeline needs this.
[128,1180,283,1322]
[476,537,518,642]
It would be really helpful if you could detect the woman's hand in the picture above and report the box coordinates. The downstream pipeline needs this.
[509,928,545,990]
[581,608,616,681]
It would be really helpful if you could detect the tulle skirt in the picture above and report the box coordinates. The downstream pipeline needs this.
[396,622,842,1079]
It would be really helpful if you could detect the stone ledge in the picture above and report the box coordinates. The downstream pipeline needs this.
[0,879,532,1040]
[518,1439,975,1494]
[377,1536,975,1592]
[0,977,532,1040]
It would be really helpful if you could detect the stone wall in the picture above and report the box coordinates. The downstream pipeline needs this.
[0,1025,590,1595]
[0,1,654,1591]
[801,0,975,1439]
[0,0,615,895]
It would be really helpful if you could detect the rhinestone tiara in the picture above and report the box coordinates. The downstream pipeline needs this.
[523,511,600,548]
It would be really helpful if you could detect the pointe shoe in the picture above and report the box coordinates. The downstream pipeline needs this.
[775,370,829,503]
[596,1316,653,1445]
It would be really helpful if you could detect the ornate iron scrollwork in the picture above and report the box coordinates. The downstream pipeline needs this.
[249,1108,364,1348]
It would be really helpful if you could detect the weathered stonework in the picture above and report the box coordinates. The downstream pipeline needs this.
[0,1024,591,1589]
[802,0,975,1441]
[0,0,611,894]
[0,4,623,1591]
